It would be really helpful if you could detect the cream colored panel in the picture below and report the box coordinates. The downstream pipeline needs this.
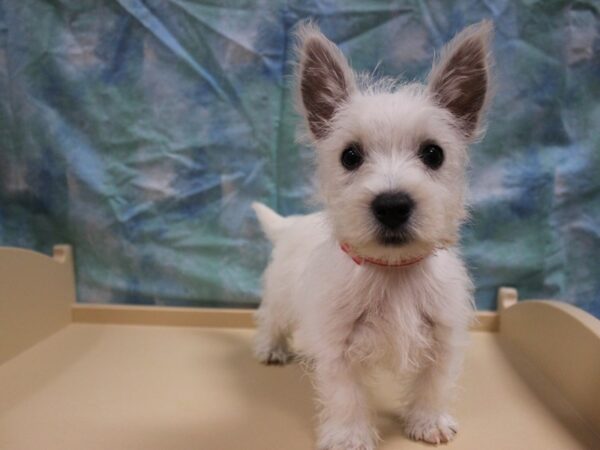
[0,245,75,363]
[500,299,600,432]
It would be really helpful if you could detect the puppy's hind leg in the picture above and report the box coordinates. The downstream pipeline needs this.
[254,296,293,366]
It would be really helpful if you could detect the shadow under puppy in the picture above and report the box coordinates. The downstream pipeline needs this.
[253,20,493,450]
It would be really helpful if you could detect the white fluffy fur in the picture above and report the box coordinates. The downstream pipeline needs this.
[253,20,493,450]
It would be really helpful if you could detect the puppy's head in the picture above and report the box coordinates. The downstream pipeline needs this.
[296,21,493,260]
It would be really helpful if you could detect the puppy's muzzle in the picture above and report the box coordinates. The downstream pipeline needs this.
[371,191,414,230]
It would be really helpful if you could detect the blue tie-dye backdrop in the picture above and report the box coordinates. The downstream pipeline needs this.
[0,1,599,316]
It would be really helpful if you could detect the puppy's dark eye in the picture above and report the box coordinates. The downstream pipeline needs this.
[418,143,444,170]
[341,143,363,171]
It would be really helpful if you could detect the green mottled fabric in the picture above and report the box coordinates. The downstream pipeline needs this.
[0,0,599,316]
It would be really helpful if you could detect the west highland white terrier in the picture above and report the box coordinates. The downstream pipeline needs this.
[252,20,493,450]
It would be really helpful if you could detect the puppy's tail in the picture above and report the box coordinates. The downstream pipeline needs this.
[252,202,288,243]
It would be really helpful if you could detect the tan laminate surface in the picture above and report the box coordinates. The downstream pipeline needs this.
[0,324,598,450]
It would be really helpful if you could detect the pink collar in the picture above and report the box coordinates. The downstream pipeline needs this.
[340,242,430,268]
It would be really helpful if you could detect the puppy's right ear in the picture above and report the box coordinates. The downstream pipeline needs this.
[427,20,493,140]
[296,23,357,140]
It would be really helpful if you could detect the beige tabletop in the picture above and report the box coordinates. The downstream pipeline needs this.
[0,323,598,450]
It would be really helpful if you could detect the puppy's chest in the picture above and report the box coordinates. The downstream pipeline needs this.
[345,292,434,369]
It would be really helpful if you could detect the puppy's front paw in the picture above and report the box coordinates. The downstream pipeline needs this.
[317,426,377,450]
[404,412,457,445]
[318,443,373,450]
[318,440,375,450]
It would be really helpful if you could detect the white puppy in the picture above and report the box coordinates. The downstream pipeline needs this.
[253,20,493,450]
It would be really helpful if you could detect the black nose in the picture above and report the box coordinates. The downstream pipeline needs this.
[371,192,414,229]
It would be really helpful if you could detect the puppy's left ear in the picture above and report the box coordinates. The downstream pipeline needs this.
[427,20,493,140]
[296,22,357,140]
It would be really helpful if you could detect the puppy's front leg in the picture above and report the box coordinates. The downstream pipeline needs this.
[314,356,377,450]
[403,325,466,445]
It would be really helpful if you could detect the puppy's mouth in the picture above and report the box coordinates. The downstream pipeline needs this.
[377,229,412,246]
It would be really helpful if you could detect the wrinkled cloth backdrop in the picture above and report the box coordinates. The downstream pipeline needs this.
[0,0,599,316]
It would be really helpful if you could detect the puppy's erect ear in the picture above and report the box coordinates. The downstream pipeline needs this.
[427,20,493,139]
[296,23,357,140]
